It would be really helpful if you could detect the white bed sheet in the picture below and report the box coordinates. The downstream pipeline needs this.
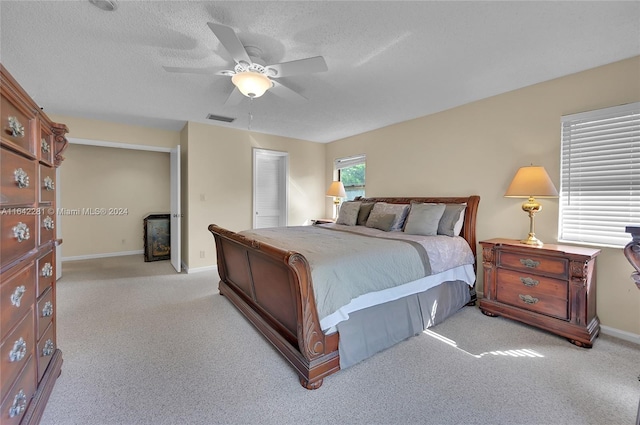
[320,263,475,333]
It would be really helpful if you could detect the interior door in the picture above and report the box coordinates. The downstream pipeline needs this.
[170,146,181,272]
[253,148,288,229]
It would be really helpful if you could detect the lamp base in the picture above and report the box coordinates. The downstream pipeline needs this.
[521,233,543,247]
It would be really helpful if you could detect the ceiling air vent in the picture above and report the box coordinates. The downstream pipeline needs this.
[206,114,235,123]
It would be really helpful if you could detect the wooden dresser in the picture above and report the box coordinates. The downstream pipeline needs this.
[1,64,68,424]
[479,238,600,347]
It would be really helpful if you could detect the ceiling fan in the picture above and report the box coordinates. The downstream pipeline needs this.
[163,22,328,105]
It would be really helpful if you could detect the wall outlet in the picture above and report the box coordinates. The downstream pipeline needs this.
[200,250,205,258]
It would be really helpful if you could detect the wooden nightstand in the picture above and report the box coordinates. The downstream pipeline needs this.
[312,218,335,225]
[479,239,601,347]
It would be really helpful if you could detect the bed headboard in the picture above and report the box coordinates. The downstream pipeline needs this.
[353,195,480,261]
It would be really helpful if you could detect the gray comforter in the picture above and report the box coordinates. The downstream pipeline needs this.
[240,225,433,322]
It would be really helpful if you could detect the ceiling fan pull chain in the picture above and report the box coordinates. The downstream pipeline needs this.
[248,98,254,131]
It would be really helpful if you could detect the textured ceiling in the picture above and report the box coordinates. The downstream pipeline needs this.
[1,1,639,143]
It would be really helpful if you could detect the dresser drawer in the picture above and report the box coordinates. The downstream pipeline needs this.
[39,125,54,166]
[36,250,55,298]
[37,321,55,382]
[496,279,569,320]
[39,211,56,245]
[0,310,34,402]
[495,268,568,299]
[498,251,568,279]
[0,263,35,340]
[0,356,36,425]
[0,147,37,206]
[39,164,56,204]
[0,213,37,267]
[37,287,54,340]
[0,94,35,156]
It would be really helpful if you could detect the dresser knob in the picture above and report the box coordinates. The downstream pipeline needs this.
[520,277,539,287]
[9,337,27,362]
[43,339,55,357]
[44,216,55,230]
[519,294,539,305]
[41,262,53,278]
[9,389,27,418]
[12,222,30,242]
[10,285,26,307]
[8,116,25,138]
[42,301,53,317]
[14,168,29,188]
[44,176,55,191]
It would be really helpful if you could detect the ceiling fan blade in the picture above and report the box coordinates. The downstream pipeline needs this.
[266,56,328,78]
[207,22,251,65]
[224,86,245,106]
[163,66,226,75]
[269,80,307,104]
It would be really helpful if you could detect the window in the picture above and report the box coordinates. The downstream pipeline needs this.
[558,102,640,248]
[335,154,366,200]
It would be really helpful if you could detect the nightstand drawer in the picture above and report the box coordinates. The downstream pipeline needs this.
[496,280,568,320]
[495,268,568,299]
[498,251,568,279]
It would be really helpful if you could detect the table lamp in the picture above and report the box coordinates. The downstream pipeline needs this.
[326,181,346,219]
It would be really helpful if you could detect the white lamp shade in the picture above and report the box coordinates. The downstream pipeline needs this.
[231,72,272,98]
[504,166,559,198]
[326,181,347,198]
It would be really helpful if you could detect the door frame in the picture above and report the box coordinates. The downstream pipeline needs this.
[252,148,288,229]
[60,138,181,272]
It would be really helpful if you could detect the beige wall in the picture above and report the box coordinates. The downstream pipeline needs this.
[184,122,326,270]
[47,115,179,149]
[326,56,640,335]
[59,144,170,257]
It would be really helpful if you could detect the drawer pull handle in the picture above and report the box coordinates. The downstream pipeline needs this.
[519,294,539,305]
[520,258,540,268]
[44,176,55,191]
[42,262,53,277]
[10,285,26,307]
[9,337,27,362]
[12,222,30,242]
[41,137,50,153]
[8,116,25,138]
[520,277,539,287]
[44,216,55,230]
[43,339,55,357]
[42,301,53,317]
[14,168,30,188]
[9,389,27,418]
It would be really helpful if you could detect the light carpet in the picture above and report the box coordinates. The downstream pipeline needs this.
[40,255,640,425]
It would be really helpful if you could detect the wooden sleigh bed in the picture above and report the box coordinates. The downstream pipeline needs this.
[208,196,480,389]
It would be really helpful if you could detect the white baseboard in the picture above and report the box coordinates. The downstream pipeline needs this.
[183,264,218,274]
[62,250,144,262]
[600,325,640,345]
[475,291,639,345]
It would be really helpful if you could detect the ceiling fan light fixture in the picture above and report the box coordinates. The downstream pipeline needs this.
[231,71,272,98]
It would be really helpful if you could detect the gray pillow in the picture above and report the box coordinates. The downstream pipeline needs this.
[336,201,362,226]
[438,204,466,237]
[356,203,375,225]
[403,203,446,236]
[365,202,410,231]
[366,213,396,231]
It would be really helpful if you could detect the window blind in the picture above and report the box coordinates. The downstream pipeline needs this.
[559,102,640,247]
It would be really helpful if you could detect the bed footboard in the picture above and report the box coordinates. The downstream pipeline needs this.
[208,224,339,389]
